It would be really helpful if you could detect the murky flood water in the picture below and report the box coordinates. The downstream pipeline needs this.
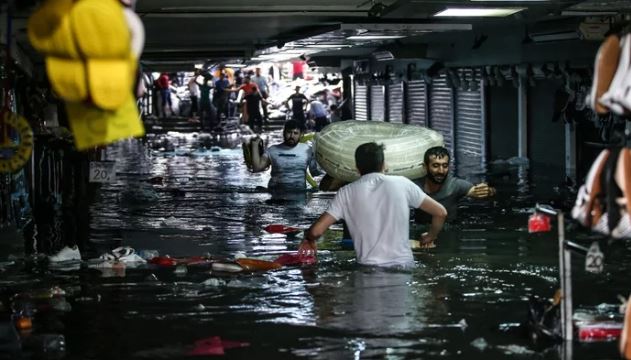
[2,128,631,359]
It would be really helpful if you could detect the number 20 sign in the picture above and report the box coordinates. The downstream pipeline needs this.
[89,161,116,183]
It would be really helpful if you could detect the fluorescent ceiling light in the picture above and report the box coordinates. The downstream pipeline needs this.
[224,64,246,68]
[194,63,204,69]
[306,44,353,48]
[434,8,524,17]
[346,35,406,40]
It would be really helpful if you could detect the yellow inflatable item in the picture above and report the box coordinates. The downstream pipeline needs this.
[0,112,34,173]
[27,0,78,56]
[300,133,317,189]
[70,0,133,110]
[65,96,143,150]
[27,0,144,150]
[45,57,88,102]
[28,0,134,110]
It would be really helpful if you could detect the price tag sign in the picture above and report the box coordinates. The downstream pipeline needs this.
[89,161,116,183]
[585,241,604,274]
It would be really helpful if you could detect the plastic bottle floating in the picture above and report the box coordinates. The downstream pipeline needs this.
[263,224,301,234]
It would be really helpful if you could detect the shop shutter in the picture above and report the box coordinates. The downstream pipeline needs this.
[406,80,427,126]
[455,68,486,170]
[370,85,386,121]
[429,72,454,153]
[387,82,404,123]
[354,84,369,121]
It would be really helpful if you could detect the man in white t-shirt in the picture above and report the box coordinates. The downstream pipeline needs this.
[298,142,447,268]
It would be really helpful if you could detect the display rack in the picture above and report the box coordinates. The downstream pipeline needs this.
[534,204,603,358]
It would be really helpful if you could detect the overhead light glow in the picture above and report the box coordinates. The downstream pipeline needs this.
[434,8,524,17]
[306,44,354,48]
[194,63,204,69]
[346,35,406,40]
[224,64,246,68]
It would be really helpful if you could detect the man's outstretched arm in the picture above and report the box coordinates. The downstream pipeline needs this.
[250,138,271,172]
[467,182,496,199]
[298,212,337,256]
[418,196,447,244]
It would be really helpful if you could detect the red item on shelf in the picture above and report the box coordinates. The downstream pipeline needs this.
[528,213,552,233]
[577,322,623,342]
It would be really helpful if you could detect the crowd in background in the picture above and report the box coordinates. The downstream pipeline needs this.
[149,61,345,133]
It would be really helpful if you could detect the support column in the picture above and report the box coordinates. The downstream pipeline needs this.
[517,77,528,159]
[565,123,576,181]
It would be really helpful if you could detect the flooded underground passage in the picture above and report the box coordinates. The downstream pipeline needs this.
[2,1,631,359]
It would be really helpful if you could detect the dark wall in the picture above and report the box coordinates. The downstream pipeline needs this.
[527,79,566,192]
[487,84,518,160]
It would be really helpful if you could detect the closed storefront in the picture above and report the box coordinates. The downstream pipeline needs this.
[354,84,369,121]
[455,68,485,170]
[406,79,427,126]
[370,84,386,121]
[387,82,404,123]
[429,72,454,153]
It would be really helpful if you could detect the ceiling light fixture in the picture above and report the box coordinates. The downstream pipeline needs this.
[346,35,406,40]
[434,8,524,17]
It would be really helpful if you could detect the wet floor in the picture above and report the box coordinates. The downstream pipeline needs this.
[3,128,631,359]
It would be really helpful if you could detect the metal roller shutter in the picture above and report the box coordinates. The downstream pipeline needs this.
[387,82,404,123]
[370,85,385,121]
[354,84,369,121]
[406,80,427,126]
[455,68,485,170]
[429,72,454,153]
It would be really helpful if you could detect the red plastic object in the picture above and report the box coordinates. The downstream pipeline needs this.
[528,213,552,233]
[187,336,250,356]
[148,256,178,267]
[274,253,317,266]
[578,322,622,342]
[264,224,301,234]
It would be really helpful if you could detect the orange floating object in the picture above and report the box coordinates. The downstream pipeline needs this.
[235,258,282,271]
[15,316,32,330]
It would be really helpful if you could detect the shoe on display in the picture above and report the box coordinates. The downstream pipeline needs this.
[111,246,146,264]
[48,246,81,263]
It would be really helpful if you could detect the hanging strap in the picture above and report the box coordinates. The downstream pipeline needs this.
[1,2,13,145]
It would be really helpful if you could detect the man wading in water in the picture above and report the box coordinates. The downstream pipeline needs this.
[414,146,496,223]
[250,120,319,194]
[298,142,447,268]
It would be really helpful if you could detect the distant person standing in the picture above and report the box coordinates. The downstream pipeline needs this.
[309,95,329,132]
[329,104,342,122]
[286,86,308,130]
[213,72,230,119]
[251,67,270,122]
[199,74,214,131]
[292,60,305,80]
[156,72,173,118]
[187,70,200,121]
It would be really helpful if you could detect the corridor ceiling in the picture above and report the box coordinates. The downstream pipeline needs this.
[7,0,629,71]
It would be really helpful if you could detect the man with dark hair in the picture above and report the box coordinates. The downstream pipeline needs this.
[298,142,447,268]
[250,120,319,191]
[286,86,309,129]
[414,146,496,223]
